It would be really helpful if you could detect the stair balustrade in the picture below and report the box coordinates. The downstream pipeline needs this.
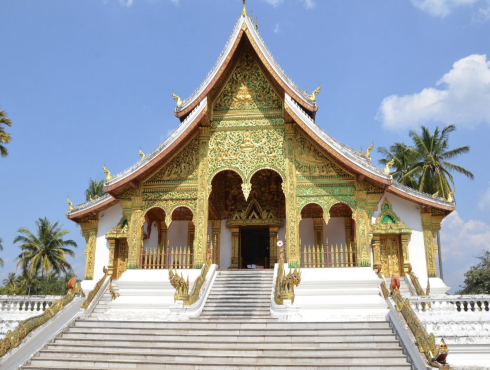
[140,245,193,269]
[409,295,490,313]
[0,296,62,313]
[301,243,356,268]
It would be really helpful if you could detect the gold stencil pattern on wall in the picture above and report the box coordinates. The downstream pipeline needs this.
[213,49,283,119]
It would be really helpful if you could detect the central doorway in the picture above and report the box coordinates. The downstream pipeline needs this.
[240,228,270,269]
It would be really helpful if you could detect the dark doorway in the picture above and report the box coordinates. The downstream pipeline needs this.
[240,228,269,269]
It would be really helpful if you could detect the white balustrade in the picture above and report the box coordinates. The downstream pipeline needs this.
[0,296,62,313]
[409,294,490,313]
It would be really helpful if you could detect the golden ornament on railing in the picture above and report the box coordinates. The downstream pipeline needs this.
[274,253,301,305]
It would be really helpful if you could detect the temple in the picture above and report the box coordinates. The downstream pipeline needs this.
[66,4,453,294]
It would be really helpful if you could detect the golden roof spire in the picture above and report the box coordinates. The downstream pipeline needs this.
[242,0,246,17]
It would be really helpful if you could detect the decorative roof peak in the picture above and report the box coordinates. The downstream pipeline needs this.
[242,0,247,17]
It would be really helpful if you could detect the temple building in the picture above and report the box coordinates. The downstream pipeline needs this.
[66,2,454,295]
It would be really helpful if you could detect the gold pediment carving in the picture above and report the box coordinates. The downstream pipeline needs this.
[212,49,283,120]
[227,193,283,228]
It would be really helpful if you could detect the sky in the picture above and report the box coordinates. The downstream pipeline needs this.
[0,0,489,293]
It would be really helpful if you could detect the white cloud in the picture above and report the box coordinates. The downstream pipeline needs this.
[263,0,284,7]
[476,0,490,21]
[478,182,490,210]
[273,23,281,34]
[300,0,316,9]
[410,0,478,17]
[441,211,490,258]
[119,0,133,6]
[377,54,490,130]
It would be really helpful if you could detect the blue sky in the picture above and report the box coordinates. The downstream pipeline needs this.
[1,0,489,293]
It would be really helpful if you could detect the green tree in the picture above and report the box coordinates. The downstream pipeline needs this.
[14,217,77,279]
[0,237,4,268]
[406,125,474,198]
[456,250,490,295]
[0,107,12,157]
[85,178,105,201]
[378,142,419,188]
[18,269,39,295]
[2,272,18,294]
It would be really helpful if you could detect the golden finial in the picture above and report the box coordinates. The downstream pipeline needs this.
[432,191,439,198]
[242,0,246,16]
[447,188,455,203]
[67,196,74,212]
[139,147,145,160]
[304,87,308,94]
[256,17,258,29]
[103,163,112,181]
[309,83,321,102]
[384,158,395,175]
[364,142,374,159]
[89,195,93,201]
[172,90,182,108]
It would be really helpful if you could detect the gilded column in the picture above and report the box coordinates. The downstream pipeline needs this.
[269,226,279,268]
[211,220,221,267]
[230,227,240,269]
[344,217,353,248]
[107,239,116,277]
[126,196,144,269]
[354,188,371,267]
[159,221,167,254]
[401,234,410,273]
[194,127,211,268]
[284,123,300,267]
[313,218,324,249]
[187,220,195,253]
[371,235,381,274]
[80,220,99,280]
[421,209,437,277]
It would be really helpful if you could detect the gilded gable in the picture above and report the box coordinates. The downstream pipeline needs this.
[212,49,283,119]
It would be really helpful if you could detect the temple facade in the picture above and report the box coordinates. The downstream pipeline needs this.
[66,9,454,293]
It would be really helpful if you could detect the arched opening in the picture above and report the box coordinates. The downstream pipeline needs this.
[208,169,286,269]
[299,202,356,268]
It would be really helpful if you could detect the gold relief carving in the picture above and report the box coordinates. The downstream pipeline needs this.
[143,190,198,201]
[295,131,352,179]
[241,182,252,200]
[211,118,284,129]
[145,137,199,184]
[379,235,402,277]
[208,129,286,183]
[80,220,99,280]
[421,208,444,278]
[127,210,144,269]
[117,188,134,200]
[212,49,282,119]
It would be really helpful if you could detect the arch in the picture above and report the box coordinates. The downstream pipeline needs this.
[208,167,246,186]
[247,166,286,184]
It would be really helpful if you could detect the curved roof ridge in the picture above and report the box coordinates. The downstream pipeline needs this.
[285,93,390,179]
[105,97,207,187]
[69,193,113,216]
[176,15,316,114]
[391,181,455,208]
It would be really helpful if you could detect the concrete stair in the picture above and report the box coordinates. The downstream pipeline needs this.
[200,270,275,321]
[89,280,119,318]
[22,320,411,369]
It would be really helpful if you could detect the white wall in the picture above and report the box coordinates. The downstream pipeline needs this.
[372,193,428,287]
[167,220,188,249]
[299,218,315,249]
[143,221,159,250]
[220,220,232,269]
[324,217,347,248]
[93,203,123,281]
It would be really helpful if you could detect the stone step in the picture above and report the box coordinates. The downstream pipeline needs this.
[53,337,402,349]
[24,358,411,369]
[74,320,392,329]
[45,343,404,356]
[34,350,409,364]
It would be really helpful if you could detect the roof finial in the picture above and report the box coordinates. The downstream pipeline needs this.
[256,17,258,29]
[242,0,246,17]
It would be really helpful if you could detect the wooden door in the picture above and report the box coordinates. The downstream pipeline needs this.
[380,235,403,277]
[114,239,129,280]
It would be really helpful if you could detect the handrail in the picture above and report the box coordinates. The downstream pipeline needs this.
[80,271,109,309]
[168,247,213,306]
[377,272,390,299]
[389,278,450,369]
[0,276,80,357]
[274,255,301,305]
[408,271,427,296]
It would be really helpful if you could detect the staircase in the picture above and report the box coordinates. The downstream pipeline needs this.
[89,280,119,318]
[21,270,411,369]
[386,276,413,297]
[200,269,274,321]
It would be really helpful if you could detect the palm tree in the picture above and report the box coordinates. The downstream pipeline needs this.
[18,269,39,295]
[2,272,18,294]
[0,107,12,157]
[0,237,4,268]
[85,178,105,201]
[378,142,419,188]
[404,125,474,199]
[14,217,78,279]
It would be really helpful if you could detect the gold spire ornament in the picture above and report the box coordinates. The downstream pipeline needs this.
[309,83,321,102]
[139,147,145,160]
[172,90,183,108]
[103,163,112,181]
[304,87,308,94]
[242,0,246,16]
[67,196,74,212]
[432,191,439,198]
[364,142,374,159]
[447,188,455,203]
[384,158,395,175]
